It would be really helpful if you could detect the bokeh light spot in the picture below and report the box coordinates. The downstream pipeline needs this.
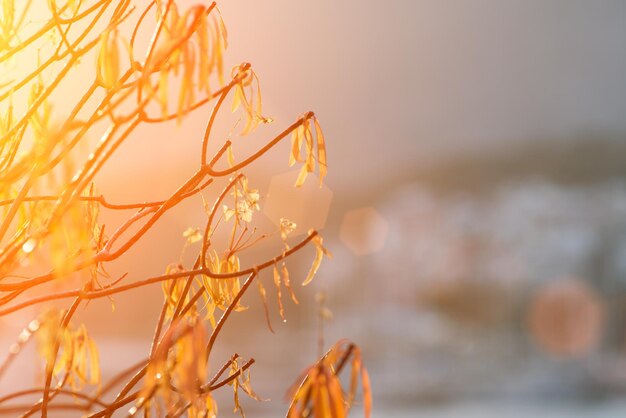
[339,207,389,256]
[527,278,605,358]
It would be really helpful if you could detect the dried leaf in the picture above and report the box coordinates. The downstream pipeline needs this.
[295,164,308,188]
[315,375,332,418]
[302,244,322,286]
[282,263,299,304]
[302,233,331,286]
[256,280,274,333]
[273,264,285,321]
[361,366,372,418]
[96,30,121,90]
[227,144,235,167]
[314,118,327,186]
[289,125,304,167]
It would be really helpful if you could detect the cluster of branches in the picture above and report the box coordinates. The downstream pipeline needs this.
[0,0,371,417]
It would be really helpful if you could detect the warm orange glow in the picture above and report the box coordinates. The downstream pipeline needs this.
[0,1,369,416]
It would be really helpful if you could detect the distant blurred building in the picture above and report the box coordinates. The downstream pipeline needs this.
[321,145,626,405]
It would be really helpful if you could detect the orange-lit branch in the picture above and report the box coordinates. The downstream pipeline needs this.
[0,231,318,316]
[0,0,365,416]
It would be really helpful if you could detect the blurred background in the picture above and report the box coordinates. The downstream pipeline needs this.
[4,0,626,416]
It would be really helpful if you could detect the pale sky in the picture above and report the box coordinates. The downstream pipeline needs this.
[218,1,626,194]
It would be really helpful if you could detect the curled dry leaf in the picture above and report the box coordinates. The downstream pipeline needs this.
[96,29,121,90]
[302,231,333,286]
[202,250,245,311]
[287,340,372,418]
[35,310,101,391]
[290,114,328,187]
[231,63,272,135]
[141,318,211,415]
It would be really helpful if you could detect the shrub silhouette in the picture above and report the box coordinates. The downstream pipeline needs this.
[0,1,371,416]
